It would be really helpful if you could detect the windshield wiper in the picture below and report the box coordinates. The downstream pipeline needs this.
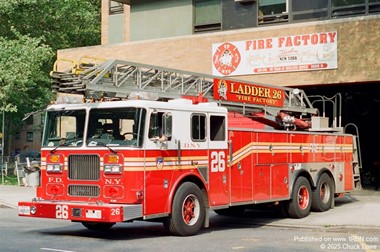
[50,138,67,154]
[95,141,118,154]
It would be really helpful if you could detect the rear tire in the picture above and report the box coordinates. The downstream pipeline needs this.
[286,176,312,218]
[163,182,205,236]
[311,173,334,212]
[82,222,115,230]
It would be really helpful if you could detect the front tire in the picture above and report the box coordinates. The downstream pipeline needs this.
[311,173,334,212]
[164,182,205,236]
[286,176,312,218]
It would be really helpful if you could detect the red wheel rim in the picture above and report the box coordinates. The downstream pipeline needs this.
[320,181,331,204]
[182,194,200,226]
[298,185,309,210]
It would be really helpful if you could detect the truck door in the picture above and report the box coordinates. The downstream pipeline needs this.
[144,110,177,216]
[229,130,254,204]
[207,114,229,206]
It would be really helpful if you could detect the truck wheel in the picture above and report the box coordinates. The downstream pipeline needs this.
[311,173,334,212]
[82,222,115,230]
[286,176,312,218]
[163,182,205,236]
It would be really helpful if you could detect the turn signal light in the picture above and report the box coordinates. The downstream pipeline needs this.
[49,154,61,163]
[107,154,119,163]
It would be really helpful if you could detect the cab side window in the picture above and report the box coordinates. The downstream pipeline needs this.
[148,111,172,141]
[149,112,163,138]
[210,115,225,141]
[191,114,206,141]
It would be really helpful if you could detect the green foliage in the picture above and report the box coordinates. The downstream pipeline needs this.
[0,29,53,111]
[0,0,101,51]
[2,175,19,186]
[0,0,101,141]
[0,29,53,134]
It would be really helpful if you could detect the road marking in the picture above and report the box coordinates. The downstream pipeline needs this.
[41,248,76,252]
[350,234,380,252]
[232,247,245,250]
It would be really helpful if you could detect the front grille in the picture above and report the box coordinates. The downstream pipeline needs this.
[68,154,100,180]
[68,185,100,197]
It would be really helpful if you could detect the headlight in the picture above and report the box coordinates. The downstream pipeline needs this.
[104,165,122,174]
[47,164,62,173]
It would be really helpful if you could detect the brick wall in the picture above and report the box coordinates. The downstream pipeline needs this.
[59,15,380,87]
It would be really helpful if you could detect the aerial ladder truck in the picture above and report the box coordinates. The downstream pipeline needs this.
[19,59,361,236]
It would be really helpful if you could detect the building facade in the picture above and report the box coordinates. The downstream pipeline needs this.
[16,0,380,184]
[10,112,43,159]
[58,0,380,87]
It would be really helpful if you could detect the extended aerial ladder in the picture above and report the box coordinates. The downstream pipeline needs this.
[51,59,318,122]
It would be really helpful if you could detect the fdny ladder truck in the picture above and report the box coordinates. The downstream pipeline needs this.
[18,59,361,236]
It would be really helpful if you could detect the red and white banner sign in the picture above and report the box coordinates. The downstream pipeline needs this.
[213,79,285,107]
[212,31,337,76]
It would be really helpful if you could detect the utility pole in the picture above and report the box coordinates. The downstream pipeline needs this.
[1,109,4,185]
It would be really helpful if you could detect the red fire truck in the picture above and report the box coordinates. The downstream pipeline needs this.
[18,59,361,236]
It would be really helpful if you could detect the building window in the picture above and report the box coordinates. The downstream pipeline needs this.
[109,0,124,15]
[292,0,329,21]
[16,132,20,140]
[332,0,366,17]
[27,132,33,142]
[291,0,379,21]
[369,0,380,14]
[332,0,365,6]
[259,0,287,15]
[258,0,289,24]
[194,0,221,33]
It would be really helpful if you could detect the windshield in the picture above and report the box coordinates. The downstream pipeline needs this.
[42,109,86,147]
[86,107,146,147]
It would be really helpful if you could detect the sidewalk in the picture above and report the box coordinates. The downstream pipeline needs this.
[1,185,380,229]
[0,185,36,208]
[269,188,380,229]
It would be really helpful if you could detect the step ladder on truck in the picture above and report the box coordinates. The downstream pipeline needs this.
[18,58,362,236]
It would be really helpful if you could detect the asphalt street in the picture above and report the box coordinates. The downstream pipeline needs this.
[1,185,380,230]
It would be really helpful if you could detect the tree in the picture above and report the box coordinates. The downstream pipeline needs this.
[0,0,101,52]
[0,30,53,154]
[0,0,101,155]
[0,28,53,115]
